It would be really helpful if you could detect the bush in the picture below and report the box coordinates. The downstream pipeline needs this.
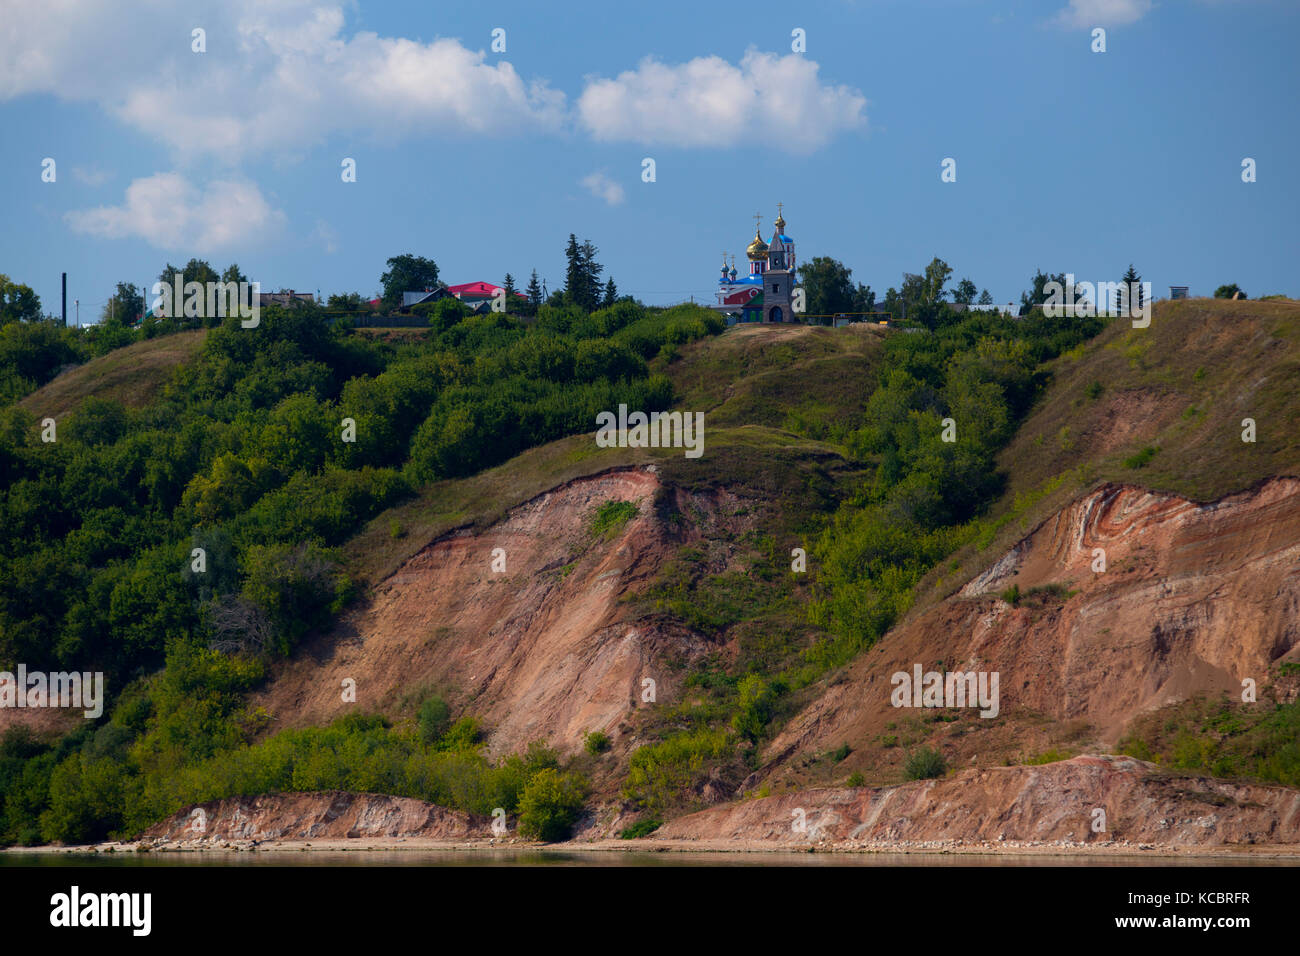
[829,743,851,763]
[583,730,611,755]
[904,746,947,780]
[623,728,730,812]
[1123,445,1158,469]
[1000,583,1021,606]
[1084,380,1103,400]
[517,768,588,842]
[417,696,451,747]
[588,500,639,538]
[619,818,662,839]
[846,771,865,787]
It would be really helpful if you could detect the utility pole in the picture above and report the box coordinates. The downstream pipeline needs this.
[61,272,67,327]
[75,299,79,327]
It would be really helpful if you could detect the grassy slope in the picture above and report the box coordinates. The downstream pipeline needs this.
[345,322,883,586]
[913,297,1300,607]
[19,330,207,420]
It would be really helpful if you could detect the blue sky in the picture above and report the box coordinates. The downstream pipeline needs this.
[2,0,1296,320]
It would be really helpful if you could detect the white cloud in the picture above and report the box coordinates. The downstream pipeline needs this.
[577,50,866,153]
[1,1,565,161]
[580,171,625,206]
[65,173,286,251]
[71,166,113,186]
[1054,0,1153,28]
[2,3,863,163]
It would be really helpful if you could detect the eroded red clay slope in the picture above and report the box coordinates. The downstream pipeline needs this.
[254,466,741,758]
[766,478,1300,781]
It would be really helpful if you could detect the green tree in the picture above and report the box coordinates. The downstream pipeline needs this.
[417,695,451,747]
[1020,268,1073,314]
[525,269,543,306]
[503,273,517,301]
[380,254,440,309]
[517,768,587,841]
[99,282,144,325]
[327,292,365,310]
[854,283,877,314]
[580,241,604,311]
[1122,263,1144,311]
[921,257,953,304]
[882,286,902,321]
[796,256,857,321]
[564,236,604,312]
[0,274,42,325]
[978,289,993,306]
[953,277,977,305]
[602,277,618,308]
[1214,283,1246,299]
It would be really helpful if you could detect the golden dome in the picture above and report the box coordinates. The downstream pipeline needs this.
[774,214,786,232]
[746,228,769,260]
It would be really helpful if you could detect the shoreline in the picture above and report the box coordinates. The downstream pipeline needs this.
[8,837,1300,861]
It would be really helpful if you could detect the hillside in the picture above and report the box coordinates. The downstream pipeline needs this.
[261,299,1300,842]
[255,323,881,770]
[18,329,206,420]
[761,298,1300,797]
[913,297,1300,612]
[8,298,1300,851]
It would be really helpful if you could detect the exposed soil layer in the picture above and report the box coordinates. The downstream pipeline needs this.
[655,755,1300,847]
[765,478,1300,786]
[254,466,739,759]
[142,790,475,841]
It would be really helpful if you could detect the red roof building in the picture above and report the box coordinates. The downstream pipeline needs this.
[447,281,528,303]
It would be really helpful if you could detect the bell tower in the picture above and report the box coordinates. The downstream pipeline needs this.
[764,204,794,323]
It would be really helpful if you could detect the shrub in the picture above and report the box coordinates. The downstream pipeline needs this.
[583,730,611,755]
[623,728,730,812]
[619,818,662,839]
[846,771,865,787]
[417,696,451,747]
[1084,380,1103,400]
[588,500,639,538]
[829,743,851,763]
[1000,583,1021,606]
[517,768,588,842]
[1123,445,1158,469]
[904,746,947,780]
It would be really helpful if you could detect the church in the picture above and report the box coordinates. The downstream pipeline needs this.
[714,205,798,324]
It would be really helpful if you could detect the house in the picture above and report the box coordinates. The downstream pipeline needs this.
[446,282,528,309]
[258,289,314,308]
[401,287,453,309]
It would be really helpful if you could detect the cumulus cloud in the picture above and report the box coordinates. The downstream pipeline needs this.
[580,171,625,206]
[65,173,286,251]
[1,0,565,160]
[1054,0,1154,28]
[2,2,864,164]
[577,50,866,152]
